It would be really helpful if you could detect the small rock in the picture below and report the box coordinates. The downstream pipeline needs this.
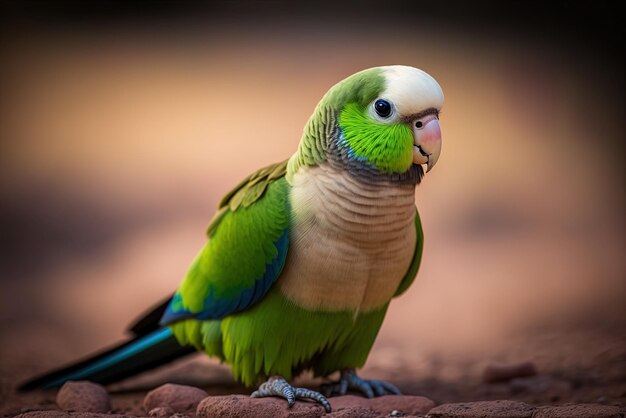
[327,407,378,417]
[10,405,59,416]
[428,400,535,417]
[196,395,325,418]
[482,361,537,383]
[371,395,435,415]
[56,381,111,413]
[327,395,435,415]
[329,395,371,411]
[144,383,208,413]
[148,406,174,418]
[13,412,71,418]
[14,413,134,418]
[533,403,622,418]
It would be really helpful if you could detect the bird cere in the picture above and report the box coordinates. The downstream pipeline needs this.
[22,65,444,413]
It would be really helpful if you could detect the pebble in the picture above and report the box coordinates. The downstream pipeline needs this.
[327,394,434,415]
[195,393,435,416]
[196,394,325,418]
[428,400,535,417]
[56,381,112,413]
[326,407,378,418]
[13,413,71,418]
[328,395,370,411]
[14,413,134,418]
[533,403,622,418]
[370,395,435,415]
[143,383,208,413]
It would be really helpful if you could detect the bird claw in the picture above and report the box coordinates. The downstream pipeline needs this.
[324,369,401,398]
[251,376,331,412]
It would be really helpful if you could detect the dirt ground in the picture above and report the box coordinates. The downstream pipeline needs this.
[2,317,625,416]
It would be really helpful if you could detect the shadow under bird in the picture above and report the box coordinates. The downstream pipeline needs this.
[21,65,444,412]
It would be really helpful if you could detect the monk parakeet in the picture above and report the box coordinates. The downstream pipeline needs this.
[21,65,444,412]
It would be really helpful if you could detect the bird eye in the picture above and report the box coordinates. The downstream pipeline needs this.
[374,99,392,118]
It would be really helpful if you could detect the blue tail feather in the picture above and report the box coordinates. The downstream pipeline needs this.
[19,328,194,391]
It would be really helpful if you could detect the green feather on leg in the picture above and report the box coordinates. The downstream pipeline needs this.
[220,290,388,386]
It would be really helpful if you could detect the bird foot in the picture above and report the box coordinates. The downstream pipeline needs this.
[251,376,331,413]
[324,368,401,398]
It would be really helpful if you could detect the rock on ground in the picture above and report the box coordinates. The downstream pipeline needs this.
[195,394,436,417]
[326,407,379,418]
[427,400,535,418]
[195,395,326,418]
[11,398,626,418]
[327,394,435,415]
[56,381,112,413]
[328,395,371,411]
[426,400,625,418]
[369,395,435,415]
[533,403,623,418]
[143,383,208,413]
[14,412,135,418]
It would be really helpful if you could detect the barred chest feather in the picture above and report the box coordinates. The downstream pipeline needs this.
[277,164,417,313]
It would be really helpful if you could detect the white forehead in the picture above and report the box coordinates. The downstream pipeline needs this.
[380,65,444,116]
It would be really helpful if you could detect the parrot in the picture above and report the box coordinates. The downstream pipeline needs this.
[20,65,444,412]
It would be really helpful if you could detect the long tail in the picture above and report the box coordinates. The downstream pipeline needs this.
[19,328,195,391]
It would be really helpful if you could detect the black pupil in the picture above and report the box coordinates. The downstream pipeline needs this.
[374,100,392,118]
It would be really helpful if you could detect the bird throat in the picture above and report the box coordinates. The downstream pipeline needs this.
[278,163,417,314]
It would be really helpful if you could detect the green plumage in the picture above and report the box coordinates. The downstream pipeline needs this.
[176,172,289,312]
[173,289,388,386]
[340,102,414,173]
[168,66,428,388]
[20,65,441,398]
[287,68,385,179]
[222,291,388,386]
[170,162,423,386]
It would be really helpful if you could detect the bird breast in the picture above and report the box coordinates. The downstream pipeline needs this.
[277,164,417,313]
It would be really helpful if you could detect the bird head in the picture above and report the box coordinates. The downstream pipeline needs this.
[292,65,444,183]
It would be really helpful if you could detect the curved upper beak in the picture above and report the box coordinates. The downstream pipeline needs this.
[412,113,442,173]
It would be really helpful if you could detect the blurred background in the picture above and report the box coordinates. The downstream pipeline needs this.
[0,0,624,410]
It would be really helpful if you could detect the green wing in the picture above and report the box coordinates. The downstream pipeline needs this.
[394,207,424,297]
[160,160,290,325]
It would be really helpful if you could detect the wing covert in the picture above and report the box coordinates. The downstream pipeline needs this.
[160,161,290,325]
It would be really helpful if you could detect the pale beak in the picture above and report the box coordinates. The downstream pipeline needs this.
[412,113,442,173]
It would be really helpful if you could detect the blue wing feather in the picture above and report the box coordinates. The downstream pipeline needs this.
[160,230,289,325]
